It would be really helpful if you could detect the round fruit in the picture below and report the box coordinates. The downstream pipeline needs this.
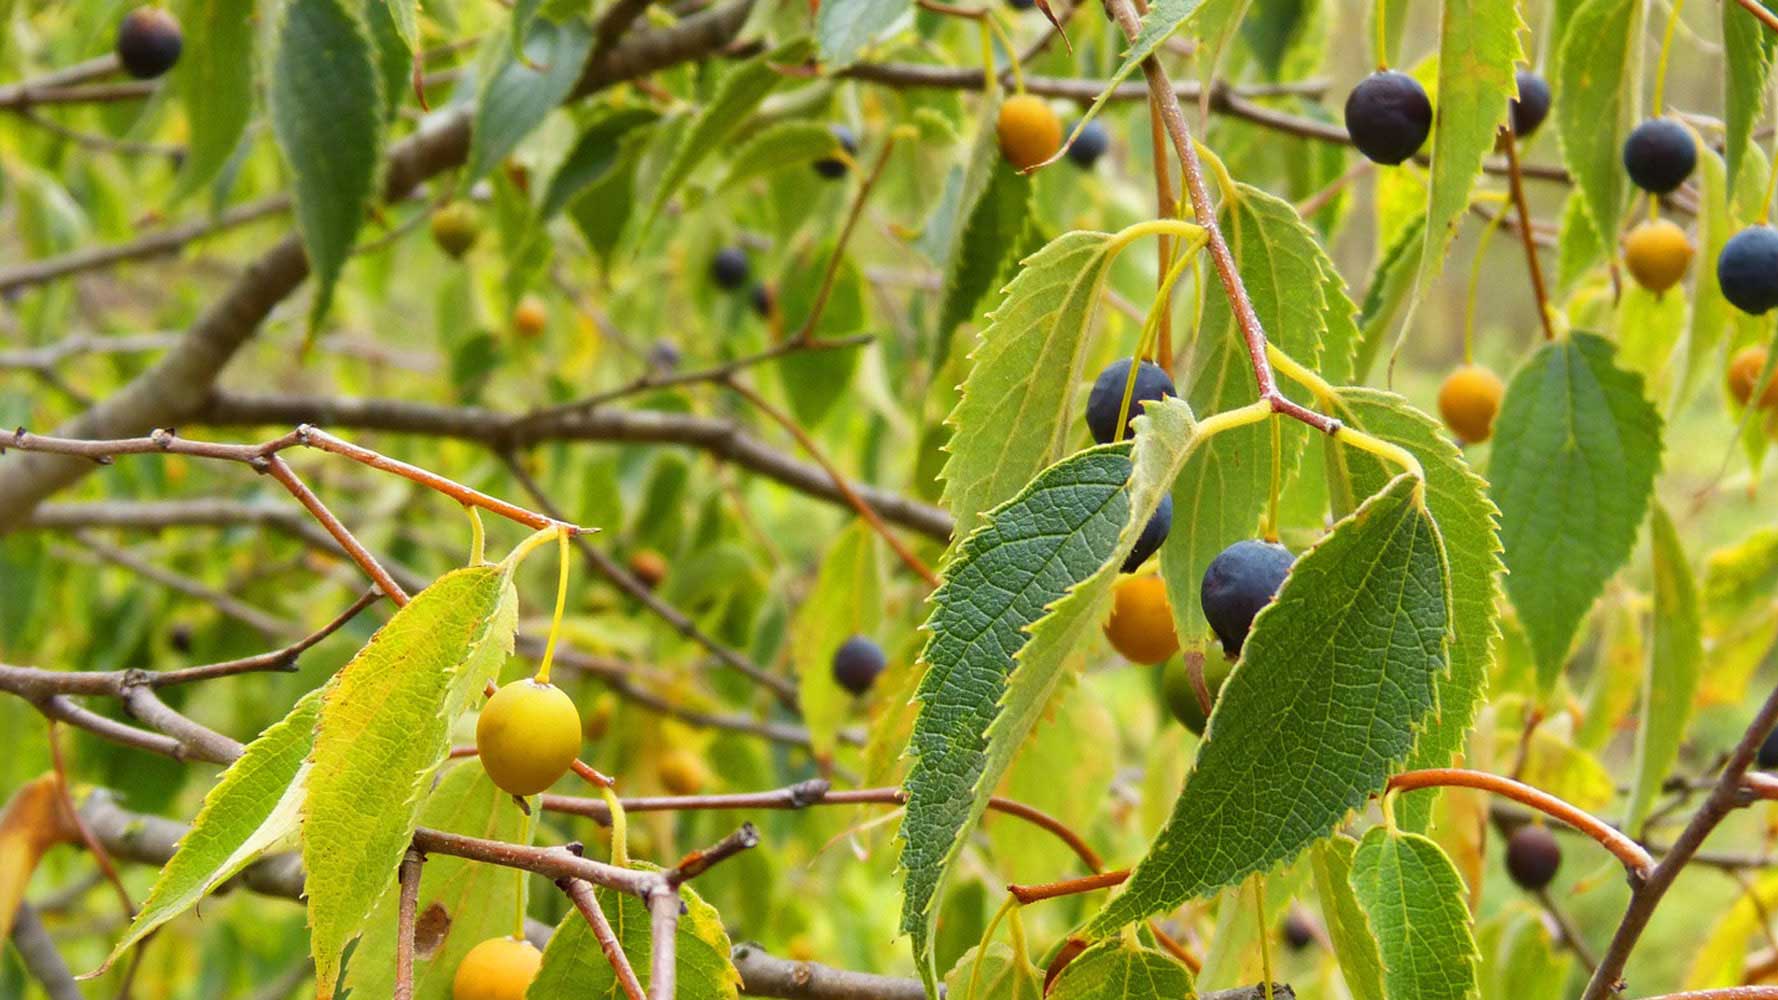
[1728,346,1778,409]
[814,125,858,179]
[750,283,774,319]
[1509,69,1552,139]
[648,340,682,372]
[1200,539,1294,658]
[430,203,480,259]
[453,935,541,1000]
[1067,120,1110,169]
[116,8,182,79]
[997,94,1063,171]
[658,747,708,796]
[1010,0,1037,8]
[1718,226,1778,315]
[711,246,749,291]
[476,680,582,796]
[168,624,193,655]
[1504,823,1561,891]
[1759,723,1778,769]
[1623,118,1696,195]
[1343,71,1433,166]
[512,296,548,338]
[1161,654,1230,736]
[1104,575,1178,665]
[627,549,668,590]
[832,635,887,696]
[1282,908,1316,951]
[1122,494,1173,573]
[1437,364,1506,445]
[1085,357,1177,444]
[1623,218,1693,294]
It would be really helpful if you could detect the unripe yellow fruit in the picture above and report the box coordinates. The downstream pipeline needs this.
[657,747,708,796]
[1623,218,1693,294]
[997,95,1062,171]
[476,680,581,796]
[1729,345,1778,409]
[452,936,541,1000]
[430,202,480,258]
[1437,364,1505,445]
[512,296,548,338]
[1103,575,1178,665]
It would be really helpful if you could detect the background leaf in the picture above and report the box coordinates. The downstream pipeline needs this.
[174,0,255,200]
[468,18,595,184]
[1624,503,1702,832]
[1350,827,1480,1000]
[1723,0,1778,191]
[1047,938,1194,999]
[816,0,910,67]
[1311,837,1386,1000]
[792,521,883,759]
[1554,0,1639,243]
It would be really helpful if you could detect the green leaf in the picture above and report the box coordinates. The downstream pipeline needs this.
[340,763,528,999]
[773,248,867,426]
[467,18,594,184]
[793,521,883,759]
[1723,0,1778,192]
[1625,503,1702,831]
[1490,332,1663,689]
[641,38,813,232]
[1356,214,1426,381]
[1556,189,1607,292]
[1616,283,1687,390]
[1349,828,1479,1000]
[719,121,852,192]
[1330,390,1501,832]
[379,0,419,51]
[96,688,324,974]
[541,109,661,218]
[1484,911,1572,1000]
[1418,0,1525,287]
[816,0,910,66]
[1066,0,1209,145]
[1554,0,1639,243]
[530,873,738,999]
[269,0,385,331]
[939,91,1034,349]
[305,565,519,999]
[1678,148,1736,407]
[1193,0,1257,93]
[1047,939,1194,999]
[938,229,1121,539]
[1311,838,1386,1000]
[943,942,1043,1000]
[904,400,1201,989]
[173,0,255,200]
[1091,474,1451,932]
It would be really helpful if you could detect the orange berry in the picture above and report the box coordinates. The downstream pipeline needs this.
[1437,364,1506,445]
[476,680,581,796]
[1103,575,1178,665]
[1729,345,1778,409]
[996,95,1062,171]
[627,549,668,590]
[1623,218,1693,294]
[512,296,548,338]
[657,747,708,796]
[452,936,541,1000]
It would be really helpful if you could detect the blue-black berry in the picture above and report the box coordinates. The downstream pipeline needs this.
[1510,69,1551,138]
[832,636,887,696]
[711,247,750,290]
[1067,120,1110,169]
[1123,495,1172,574]
[1200,539,1294,657]
[1344,71,1432,166]
[814,125,859,180]
[1505,824,1561,891]
[1718,226,1778,315]
[1085,358,1176,445]
[117,8,182,79]
[1623,118,1696,195]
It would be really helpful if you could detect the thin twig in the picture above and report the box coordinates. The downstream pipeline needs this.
[561,878,648,1000]
[1500,127,1556,341]
[647,886,681,1000]
[9,903,84,1000]
[1388,768,1654,877]
[796,137,899,346]
[394,848,425,1000]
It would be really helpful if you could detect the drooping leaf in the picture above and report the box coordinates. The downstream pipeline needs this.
[938,90,1034,348]
[793,521,883,759]
[541,108,662,218]
[1356,214,1426,381]
[1616,283,1686,391]
[1066,0,1210,145]
[379,0,419,51]
[1555,189,1607,292]
[468,18,594,184]
[1046,938,1194,999]
[1686,871,1778,989]
[269,0,385,331]
[174,0,255,200]
[530,872,738,999]
[816,0,910,66]
[304,565,519,998]
[1349,827,1479,1000]
[1723,0,1778,192]
[1624,503,1702,832]
[1311,837,1386,1000]
[1485,911,1572,1000]
[1490,332,1663,688]
[1091,474,1451,932]
[1554,0,1639,243]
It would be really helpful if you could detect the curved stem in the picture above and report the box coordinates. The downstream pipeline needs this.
[1500,127,1556,341]
[1387,768,1654,876]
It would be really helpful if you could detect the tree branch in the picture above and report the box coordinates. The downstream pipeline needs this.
[8,903,84,1000]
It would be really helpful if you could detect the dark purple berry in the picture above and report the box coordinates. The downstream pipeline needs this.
[1200,540,1294,658]
[832,636,886,696]
[116,8,182,79]
[1623,118,1696,195]
[750,283,774,318]
[1718,226,1778,315]
[1086,358,1176,445]
[168,624,193,655]
[1505,824,1562,891]
[711,247,749,290]
[648,340,682,372]
[1510,69,1551,138]
[1282,909,1315,951]
[1344,71,1432,165]
[1067,120,1110,169]
[1122,495,1172,573]
[814,125,859,180]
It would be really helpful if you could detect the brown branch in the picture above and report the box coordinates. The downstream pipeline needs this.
[8,903,84,1000]
[1735,0,1778,34]
[1633,991,1778,999]
[1500,127,1556,341]
[666,823,760,886]
[730,945,927,1000]
[261,455,412,607]
[1007,868,1130,904]
[0,196,290,295]
[796,138,898,346]
[647,884,681,1000]
[1389,768,1654,877]
[394,848,425,1000]
[561,878,648,1000]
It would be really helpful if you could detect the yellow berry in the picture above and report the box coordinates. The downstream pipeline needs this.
[1729,345,1778,409]
[1623,218,1693,294]
[1437,364,1505,445]
[430,202,480,258]
[512,296,548,338]
[476,680,581,796]
[452,936,541,1000]
[657,747,708,796]
[997,95,1062,171]
[1103,575,1178,665]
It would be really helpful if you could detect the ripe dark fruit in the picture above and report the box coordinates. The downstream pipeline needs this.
[1343,71,1433,166]
[1161,654,1230,735]
[814,125,858,179]
[1067,120,1110,169]
[168,624,192,655]
[1623,118,1696,195]
[1085,358,1177,444]
[711,246,750,290]
[1122,494,1172,573]
[832,635,887,696]
[1623,218,1693,294]
[627,549,668,590]
[1200,539,1295,658]
[453,935,541,1000]
[1104,575,1178,665]
[1759,723,1778,769]
[116,8,182,80]
[648,340,682,372]
[997,95,1063,171]
[1729,346,1778,409]
[1509,69,1552,139]
[476,680,582,796]
[430,203,480,259]
[1282,908,1316,951]
[1437,364,1505,445]
[750,283,774,319]
[1505,824,1562,891]
[1009,0,1037,8]
[1718,226,1778,315]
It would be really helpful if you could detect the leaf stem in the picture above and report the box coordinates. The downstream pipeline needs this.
[1387,768,1654,877]
[1652,0,1687,119]
[1253,878,1274,1000]
[534,530,571,686]
[466,505,486,565]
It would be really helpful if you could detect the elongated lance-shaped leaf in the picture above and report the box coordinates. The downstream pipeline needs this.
[793,521,884,760]
[1418,0,1525,288]
[1349,827,1480,1000]
[1330,390,1501,832]
[1062,0,1209,146]
[95,688,324,974]
[719,121,855,194]
[938,90,1031,351]
[1555,0,1640,243]
[1311,837,1385,1000]
[1047,938,1194,999]
[173,0,255,201]
[1487,911,1573,1000]
[304,564,519,999]
[542,108,662,219]
[1490,332,1663,689]
[1356,214,1426,382]
[1723,0,1778,192]
[379,0,418,51]
[269,0,384,333]
[1091,474,1451,933]
[904,399,1200,990]
[1625,503,1703,831]
[468,18,594,184]
[531,867,739,999]
[937,229,1121,539]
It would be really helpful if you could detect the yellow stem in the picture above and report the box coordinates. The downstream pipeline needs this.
[967,896,1019,1000]
[1109,219,1209,258]
[1651,0,1686,118]
[1255,878,1274,1000]
[1265,342,1337,406]
[503,524,560,569]
[985,13,1025,93]
[466,505,486,565]
[1114,235,1208,443]
[1333,425,1426,487]
[534,530,571,685]
[1373,0,1388,70]
[602,786,630,867]
[977,21,996,94]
